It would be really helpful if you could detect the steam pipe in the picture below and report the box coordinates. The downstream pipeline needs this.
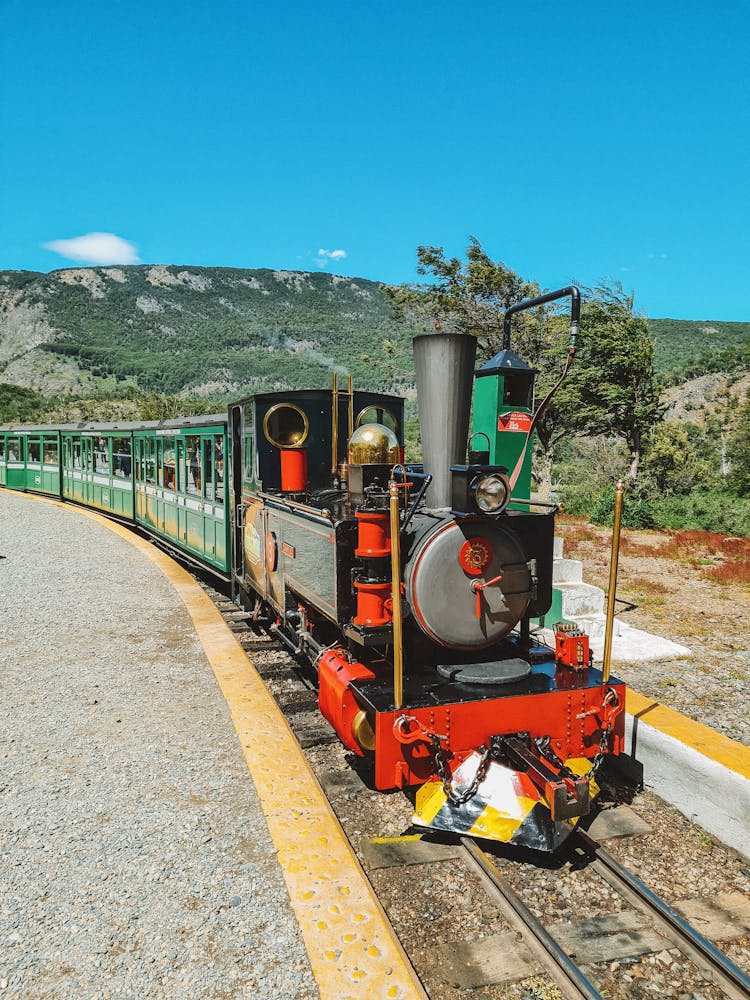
[502,285,581,352]
[401,471,432,533]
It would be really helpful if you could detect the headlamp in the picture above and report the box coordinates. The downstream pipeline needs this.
[471,473,510,514]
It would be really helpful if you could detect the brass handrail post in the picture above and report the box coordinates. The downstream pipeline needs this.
[331,373,339,473]
[389,478,404,708]
[346,374,354,439]
[602,481,625,683]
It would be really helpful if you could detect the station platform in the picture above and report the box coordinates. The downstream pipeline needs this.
[0,491,425,999]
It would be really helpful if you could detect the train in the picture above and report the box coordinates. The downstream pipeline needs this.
[0,286,626,852]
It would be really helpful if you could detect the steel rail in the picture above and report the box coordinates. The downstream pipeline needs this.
[459,838,604,1000]
[576,831,750,1000]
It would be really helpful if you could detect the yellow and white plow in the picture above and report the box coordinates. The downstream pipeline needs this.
[413,741,598,853]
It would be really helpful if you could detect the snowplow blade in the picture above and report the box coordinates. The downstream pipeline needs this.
[413,752,598,852]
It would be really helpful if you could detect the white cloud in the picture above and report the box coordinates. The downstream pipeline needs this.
[647,251,669,261]
[43,232,140,266]
[316,248,347,268]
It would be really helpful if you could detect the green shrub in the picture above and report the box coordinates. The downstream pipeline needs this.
[557,482,597,518]
[590,483,656,529]
[651,490,750,537]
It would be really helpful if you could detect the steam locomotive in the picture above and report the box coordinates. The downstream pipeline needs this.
[0,286,625,851]
[231,286,626,851]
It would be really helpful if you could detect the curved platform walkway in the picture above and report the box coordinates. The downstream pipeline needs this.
[0,491,425,1000]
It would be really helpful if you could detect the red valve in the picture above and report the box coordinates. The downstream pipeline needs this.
[470,574,503,618]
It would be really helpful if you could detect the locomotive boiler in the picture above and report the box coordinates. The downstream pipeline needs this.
[231,287,626,851]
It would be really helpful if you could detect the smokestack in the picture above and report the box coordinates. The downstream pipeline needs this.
[413,332,477,508]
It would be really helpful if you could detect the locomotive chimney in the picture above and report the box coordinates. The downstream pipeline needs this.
[413,332,477,508]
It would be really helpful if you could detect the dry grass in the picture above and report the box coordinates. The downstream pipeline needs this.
[705,560,750,586]
[559,516,750,590]
[621,537,663,558]
[626,577,669,594]
[623,576,669,606]
[658,530,728,560]
[558,521,598,548]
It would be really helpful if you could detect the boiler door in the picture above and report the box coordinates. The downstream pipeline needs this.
[405,519,533,649]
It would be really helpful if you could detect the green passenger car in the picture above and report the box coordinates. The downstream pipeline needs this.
[0,427,61,495]
[61,424,136,519]
[133,415,230,575]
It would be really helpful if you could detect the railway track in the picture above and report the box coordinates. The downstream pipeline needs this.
[463,834,750,1000]
[201,577,750,1000]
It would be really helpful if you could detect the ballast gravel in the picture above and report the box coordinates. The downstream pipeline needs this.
[0,492,318,999]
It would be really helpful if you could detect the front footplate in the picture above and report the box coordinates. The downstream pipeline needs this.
[413,737,599,852]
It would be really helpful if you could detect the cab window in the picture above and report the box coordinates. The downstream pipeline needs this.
[135,439,143,481]
[162,441,176,490]
[242,403,255,490]
[185,435,201,495]
[43,437,58,465]
[176,440,184,492]
[214,434,224,504]
[93,437,109,473]
[203,437,214,500]
[113,437,132,478]
[144,437,156,484]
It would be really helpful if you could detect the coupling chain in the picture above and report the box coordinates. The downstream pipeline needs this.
[430,736,492,806]
[535,721,613,783]
[580,722,612,781]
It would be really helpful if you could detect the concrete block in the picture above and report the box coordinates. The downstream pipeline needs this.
[362,835,462,869]
[553,558,584,584]
[556,581,605,617]
[587,804,653,840]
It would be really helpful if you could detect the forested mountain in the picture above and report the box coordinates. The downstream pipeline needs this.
[2,265,748,403]
[0,265,422,400]
[649,317,750,382]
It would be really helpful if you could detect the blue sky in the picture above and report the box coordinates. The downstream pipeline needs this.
[1,0,748,320]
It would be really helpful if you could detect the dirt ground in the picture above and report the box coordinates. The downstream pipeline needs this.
[557,518,750,747]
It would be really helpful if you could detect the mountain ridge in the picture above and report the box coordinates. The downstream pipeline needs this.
[1,265,748,401]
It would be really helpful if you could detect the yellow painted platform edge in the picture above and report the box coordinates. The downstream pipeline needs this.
[8,491,427,1000]
[626,689,750,780]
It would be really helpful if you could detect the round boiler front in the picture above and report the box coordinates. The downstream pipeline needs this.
[404,518,533,649]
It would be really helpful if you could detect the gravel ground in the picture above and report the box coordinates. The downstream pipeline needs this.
[0,491,318,1000]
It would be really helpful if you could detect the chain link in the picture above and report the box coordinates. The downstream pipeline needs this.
[430,737,493,806]
[579,722,612,780]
